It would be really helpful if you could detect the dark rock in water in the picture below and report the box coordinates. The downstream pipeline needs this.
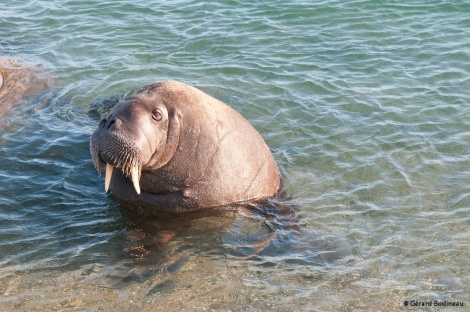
[87,93,127,120]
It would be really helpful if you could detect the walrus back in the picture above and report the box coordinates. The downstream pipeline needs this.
[157,81,281,208]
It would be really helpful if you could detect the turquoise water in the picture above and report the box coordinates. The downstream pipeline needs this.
[1,0,469,311]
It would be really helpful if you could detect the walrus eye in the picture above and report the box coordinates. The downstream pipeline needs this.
[152,108,163,121]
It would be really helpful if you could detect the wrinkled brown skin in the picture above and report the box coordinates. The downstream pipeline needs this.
[90,80,280,213]
[0,57,51,119]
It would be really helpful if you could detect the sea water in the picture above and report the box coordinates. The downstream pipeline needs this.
[0,1,469,311]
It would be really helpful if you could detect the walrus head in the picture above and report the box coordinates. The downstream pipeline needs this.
[90,83,181,195]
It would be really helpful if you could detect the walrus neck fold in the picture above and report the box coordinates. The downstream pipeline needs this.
[147,107,181,170]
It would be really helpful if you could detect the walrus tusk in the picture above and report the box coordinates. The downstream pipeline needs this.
[131,165,141,194]
[0,72,3,89]
[105,163,113,192]
[104,163,140,194]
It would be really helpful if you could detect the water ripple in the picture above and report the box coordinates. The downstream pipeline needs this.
[1,0,470,310]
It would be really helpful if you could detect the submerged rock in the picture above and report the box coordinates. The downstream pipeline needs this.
[0,57,53,120]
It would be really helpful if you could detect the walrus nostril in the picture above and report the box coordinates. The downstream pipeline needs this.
[99,118,107,128]
[107,119,115,130]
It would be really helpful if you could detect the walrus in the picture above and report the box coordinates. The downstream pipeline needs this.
[90,80,280,213]
[0,57,52,120]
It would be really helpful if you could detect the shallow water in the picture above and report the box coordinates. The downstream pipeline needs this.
[1,0,469,311]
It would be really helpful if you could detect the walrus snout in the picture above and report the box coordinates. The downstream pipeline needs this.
[90,125,143,195]
[98,112,123,131]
